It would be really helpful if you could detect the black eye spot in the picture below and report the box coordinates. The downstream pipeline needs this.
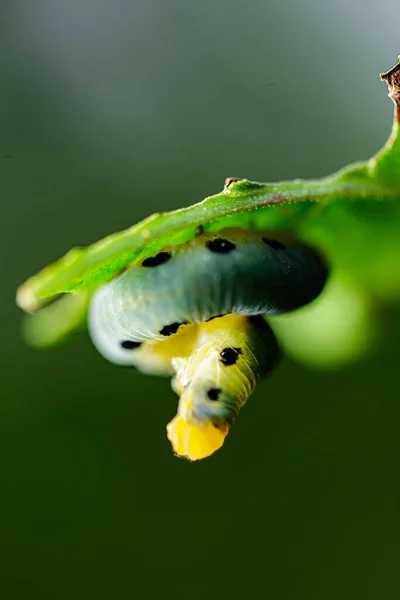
[206,238,236,254]
[207,388,221,401]
[120,340,142,350]
[159,322,185,337]
[220,347,242,366]
[142,252,171,267]
[262,237,285,250]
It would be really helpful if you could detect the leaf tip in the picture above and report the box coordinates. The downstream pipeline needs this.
[16,284,36,313]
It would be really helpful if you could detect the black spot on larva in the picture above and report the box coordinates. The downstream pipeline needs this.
[262,237,286,250]
[207,388,221,401]
[159,322,184,337]
[142,252,171,267]
[120,340,142,350]
[220,347,242,366]
[206,314,224,322]
[206,238,236,254]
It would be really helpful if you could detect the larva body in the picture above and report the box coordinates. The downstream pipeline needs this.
[167,314,280,461]
[88,228,328,347]
[87,228,328,461]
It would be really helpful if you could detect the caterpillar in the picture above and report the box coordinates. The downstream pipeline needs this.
[16,57,400,461]
[87,228,328,461]
[88,228,327,344]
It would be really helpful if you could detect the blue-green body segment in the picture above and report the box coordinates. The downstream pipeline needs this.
[88,229,328,344]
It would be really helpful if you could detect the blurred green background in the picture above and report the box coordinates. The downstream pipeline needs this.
[2,1,400,598]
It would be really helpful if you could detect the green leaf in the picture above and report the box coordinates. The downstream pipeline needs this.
[21,291,91,349]
[17,57,400,363]
[15,165,397,310]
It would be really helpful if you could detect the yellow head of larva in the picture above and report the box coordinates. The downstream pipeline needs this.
[166,413,229,462]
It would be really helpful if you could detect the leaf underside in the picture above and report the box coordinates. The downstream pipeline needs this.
[17,58,400,356]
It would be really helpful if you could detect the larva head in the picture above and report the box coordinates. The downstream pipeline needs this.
[166,314,280,461]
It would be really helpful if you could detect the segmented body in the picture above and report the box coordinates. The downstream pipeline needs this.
[88,228,327,346]
[87,228,328,461]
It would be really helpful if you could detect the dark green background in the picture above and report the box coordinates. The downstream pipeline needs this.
[1,1,400,598]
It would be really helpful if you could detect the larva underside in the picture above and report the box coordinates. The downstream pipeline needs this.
[87,228,328,461]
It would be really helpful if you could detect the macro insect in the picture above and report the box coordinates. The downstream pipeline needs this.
[15,57,400,461]
[87,228,328,460]
[23,227,328,461]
